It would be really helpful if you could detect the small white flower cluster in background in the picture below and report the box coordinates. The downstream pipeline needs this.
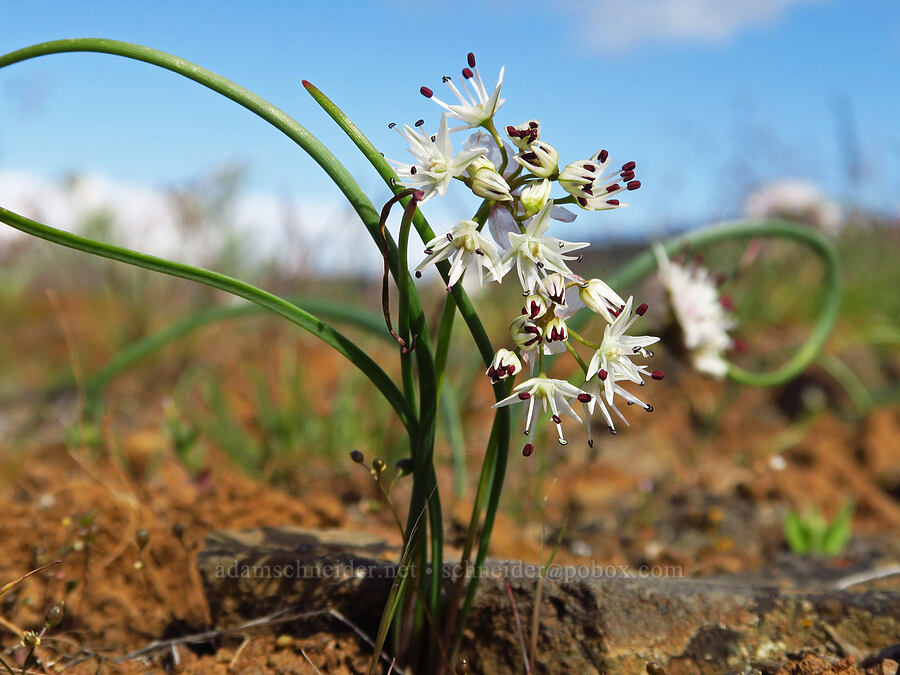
[743,180,843,235]
[654,244,736,378]
[389,53,664,457]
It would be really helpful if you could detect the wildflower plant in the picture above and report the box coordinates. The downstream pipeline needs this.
[0,40,843,673]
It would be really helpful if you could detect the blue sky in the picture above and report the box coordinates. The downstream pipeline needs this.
[1,0,898,243]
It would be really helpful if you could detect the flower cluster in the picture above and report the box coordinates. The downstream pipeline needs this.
[654,244,736,378]
[390,52,663,456]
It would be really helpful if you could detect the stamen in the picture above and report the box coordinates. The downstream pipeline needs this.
[645,405,654,412]
[420,87,433,98]
[467,52,476,68]
[598,149,609,163]
[609,427,619,435]
[606,184,620,192]
[388,122,397,129]
[415,119,425,127]
[410,166,417,174]
[442,75,451,83]
[582,163,596,172]
[620,170,635,181]
[627,180,642,191]
[415,271,422,278]
[462,67,473,79]
[424,248,434,254]
[529,121,538,128]
[552,414,561,423]
[518,392,531,400]
[651,370,665,380]
[577,197,588,207]
[621,161,636,171]
[577,393,592,403]
[446,233,454,241]
[522,443,534,457]
[598,369,608,381]
[636,302,649,316]
[606,199,619,206]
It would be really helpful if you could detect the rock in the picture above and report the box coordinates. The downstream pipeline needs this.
[197,527,900,675]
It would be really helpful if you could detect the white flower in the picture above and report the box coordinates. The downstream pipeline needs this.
[540,272,567,306]
[389,114,485,202]
[493,376,587,454]
[586,297,662,404]
[579,278,625,323]
[502,201,589,293]
[416,219,503,288]
[419,52,504,131]
[544,316,568,344]
[558,150,640,211]
[578,376,655,446]
[506,120,540,151]
[743,179,842,234]
[510,314,542,351]
[653,243,735,378]
[515,141,559,178]
[486,348,522,383]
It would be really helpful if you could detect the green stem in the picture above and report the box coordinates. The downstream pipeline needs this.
[0,206,416,434]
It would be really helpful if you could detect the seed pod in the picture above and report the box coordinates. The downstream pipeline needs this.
[349,450,365,464]
[135,529,150,551]
[44,602,65,629]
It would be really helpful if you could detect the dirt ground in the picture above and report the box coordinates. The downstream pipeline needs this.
[0,280,898,673]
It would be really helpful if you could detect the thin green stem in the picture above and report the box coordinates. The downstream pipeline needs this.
[564,341,589,374]
[0,206,416,434]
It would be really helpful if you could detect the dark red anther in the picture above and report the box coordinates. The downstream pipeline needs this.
[582,163,596,172]
[552,414,561,423]
[388,122,397,129]
[636,302,649,316]
[415,119,425,127]
[415,271,422,278]
[467,52,476,67]
[606,199,620,206]
[410,166,418,175]
[606,183,620,192]
[598,149,609,163]
[598,369,608,381]
[518,392,531,400]
[577,393,592,403]
[487,367,497,379]
[651,370,665,380]
[522,443,534,457]
[577,197,588,207]
[620,170,635,181]
[627,180,642,191]
[529,121,538,128]
[507,125,517,135]
[462,67,473,79]
[621,161,636,171]
[420,86,433,98]
[720,294,735,311]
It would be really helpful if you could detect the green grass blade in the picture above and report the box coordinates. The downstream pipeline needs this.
[0,205,416,434]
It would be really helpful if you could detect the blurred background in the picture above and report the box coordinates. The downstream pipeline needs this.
[0,3,898,668]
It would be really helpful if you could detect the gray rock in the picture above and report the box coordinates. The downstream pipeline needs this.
[198,527,900,674]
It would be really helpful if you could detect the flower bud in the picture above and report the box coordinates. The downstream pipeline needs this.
[579,278,625,322]
[395,458,415,476]
[515,142,559,178]
[44,602,64,629]
[349,449,365,464]
[519,179,551,217]
[522,293,549,320]
[486,348,522,383]
[506,120,540,151]
[540,273,567,305]
[471,166,513,202]
[544,317,569,343]
[510,315,542,351]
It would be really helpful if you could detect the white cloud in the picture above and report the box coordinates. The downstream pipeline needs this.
[565,0,826,52]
